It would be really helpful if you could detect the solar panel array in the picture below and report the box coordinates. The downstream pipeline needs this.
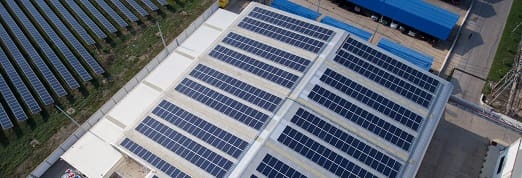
[50,0,98,44]
[0,48,33,119]
[141,0,159,11]
[63,0,107,39]
[127,0,149,16]
[0,72,27,121]
[255,154,307,178]
[111,0,139,22]
[78,0,118,32]
[95,0,128,27]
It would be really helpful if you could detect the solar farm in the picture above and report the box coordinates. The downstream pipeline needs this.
[54,3,452,178]
[0,0,218,177]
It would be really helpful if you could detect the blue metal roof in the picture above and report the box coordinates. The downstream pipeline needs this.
[321,16,372,41]
[348,0,459,40]
[378,37,433,70]
[271,0,321,20]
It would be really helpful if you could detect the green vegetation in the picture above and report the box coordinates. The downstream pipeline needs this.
[0,0,213,177]
[487,0,522,83]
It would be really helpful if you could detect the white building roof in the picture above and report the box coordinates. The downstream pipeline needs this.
[61,3,452,178]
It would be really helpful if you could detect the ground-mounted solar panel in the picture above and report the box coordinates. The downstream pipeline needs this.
[0,103,13,129]
[290,108,402,178]
[343,38,439,93]
[278,126,378,178]
[94,0,128,27]
[78,0,118,32]
[320,69,423,131]
[237,17,325,53]
[63,0,107,39]
[0,72,26,121]
[36,1,105,75]
[0,48,39,115]
[222,32,311,72]
[175,78,270,130]
[256,154,307,178]
[3,2,67,97]
[110,0,139,22]
[189,64,283,112]
[21,0,92,82]
[0,24,53,106]
[156,0,169,6]
[152,100,249,158]
[136,117,233,177]
[127,0,149,16]
[120,138,191,178]
[308,85,414,151]
[249,7,334,41]
[50,0,96,44]
[334,48,433,108]
[141,0,159,11]
[209,45,299,89]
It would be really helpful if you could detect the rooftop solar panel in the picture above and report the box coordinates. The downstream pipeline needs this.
[141,0,159,11]
[110,0,139,22]
[94,0,128,27]
[0,47,39,115]
[256,154,307,178]
[127,0,149,16]
[278,126,378,178]
[63,0,107,39]
[249,7,334,41]
[8,0,79,89]
[209,45,299,89]
[78,0,118,32]
[291,108,402,178]
[222,32,311,72]
[0,103,14,129]
[21,0,92,82]
[238,17,325,53]
[120,138,191,178]
[152,100,249,158]
[3,2,67,97]
[189,64,283,112]
[321,69,423,131]
[50,0,97,44]
[136,117,233,177]
[343,38,439,93]
[36,1,105,75]
[308,85,414,150]
[176,78,270,130]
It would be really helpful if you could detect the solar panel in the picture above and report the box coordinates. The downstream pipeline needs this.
[343,38,439,93]
[256,154,307,178]
[8,1,79,89]
[63,0,107,39]
[189,64,283,112]
[152,100,249,158]
[222,32,311,72]
[36,1,105,75]
[334,48,433,108]
[175,78,270,130]
[278,126,378,178]
[50,0,97,44]
[156,0,169,6]
[308,85,414,150]
[321,69,423,131]
[291,108,402,178]
[78,0,118,32]
[237,17,325,53]
[0,48,39,115]
[110,0,139,22]
[120,138,191,178]
[21,0,92,82]
[141,0,159,11]
[209,45,299,89]
[127,0,149,16]
[136,117,233,177]
[249,7,334,41]
[94,0,128,27]
[0,72,26,121]
[3,2,67,97]
[0,103,13,129]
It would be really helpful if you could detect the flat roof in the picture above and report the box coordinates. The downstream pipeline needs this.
[61,3,452,178]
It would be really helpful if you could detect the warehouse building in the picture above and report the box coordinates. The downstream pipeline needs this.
[59,3,452,177]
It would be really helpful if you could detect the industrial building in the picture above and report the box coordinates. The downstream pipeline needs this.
[58,3,452,177]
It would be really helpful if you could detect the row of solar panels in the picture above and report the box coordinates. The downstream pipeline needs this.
[0,0,168,129]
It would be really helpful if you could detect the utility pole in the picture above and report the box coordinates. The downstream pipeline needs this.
[157,22,169,53]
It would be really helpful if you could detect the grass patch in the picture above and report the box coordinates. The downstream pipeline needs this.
[487,0,522,83]
[0,0,213,177]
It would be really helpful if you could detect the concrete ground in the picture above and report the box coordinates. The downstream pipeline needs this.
[289,0,470,72]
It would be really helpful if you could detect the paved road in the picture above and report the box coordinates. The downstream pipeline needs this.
[444,0,513,103]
